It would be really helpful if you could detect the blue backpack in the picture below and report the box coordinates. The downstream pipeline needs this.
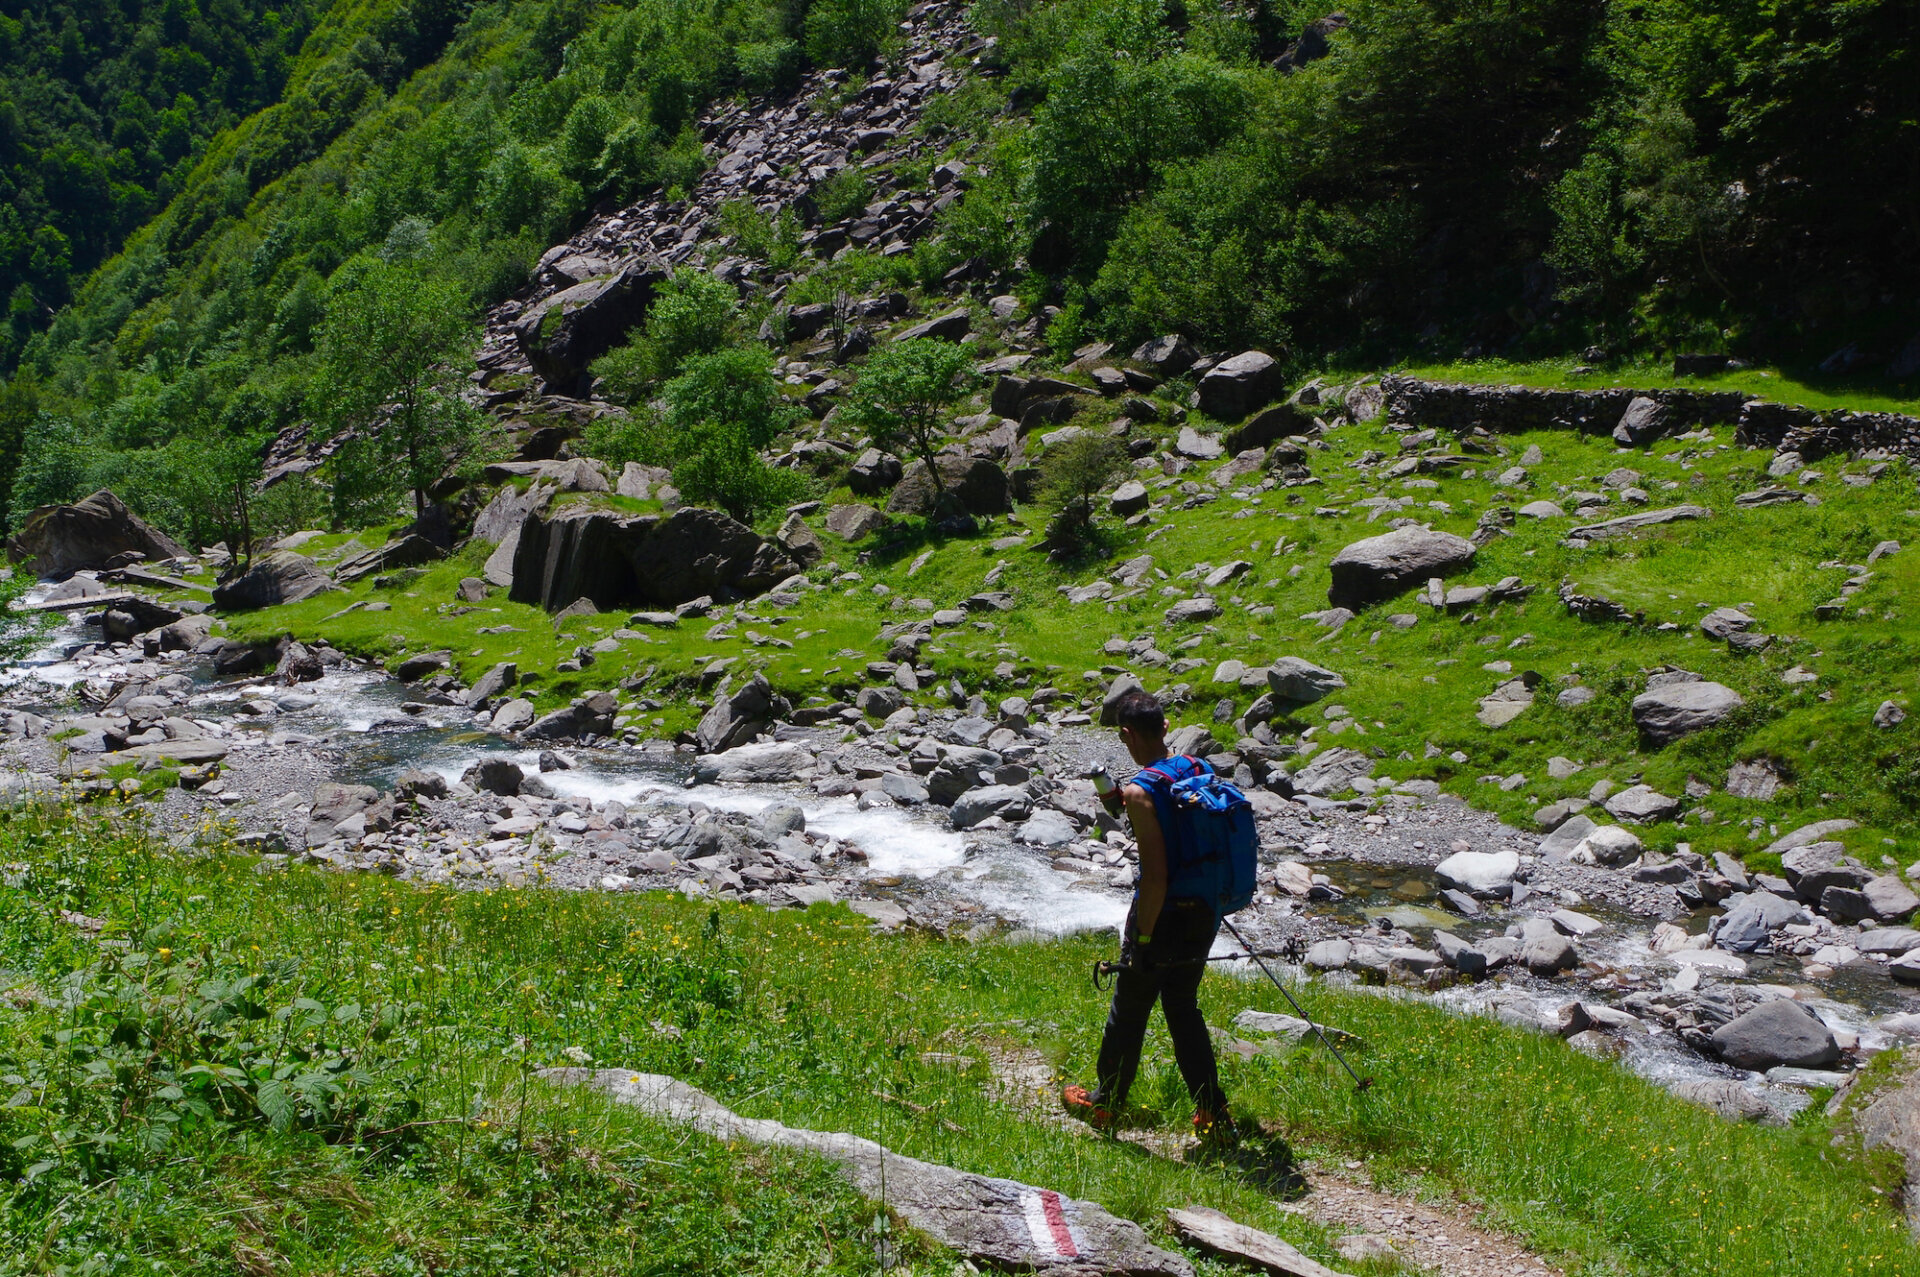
[1132,755,1260,917]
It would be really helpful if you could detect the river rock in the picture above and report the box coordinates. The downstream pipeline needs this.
[1710,999,1840,1070]
[696,674,775,753]
[8,488,187,578]
[1522,933,1579,976]
[1291,747,1373,796]
[1631,681,1744,747]
[1016,809,1078,847]
[1327,526,1475,608]
[950,785,1032,830]
[1433,849,1519,898]
[698,742,813,784]
[212,552,334,610]
[491,698,535,732]
[1861,875,1920,926]
[1304,938,1352,970]
[1714,891,1810,952]
[462,758,525,796]
[543,1070,1194,1276]
[525,691,618,741]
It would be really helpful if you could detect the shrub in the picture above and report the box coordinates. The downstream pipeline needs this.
[671,420,811,524]
[662,345,798,447]
[803,0,901,69]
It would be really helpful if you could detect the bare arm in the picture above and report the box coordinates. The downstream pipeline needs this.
[1125,782,1166,939]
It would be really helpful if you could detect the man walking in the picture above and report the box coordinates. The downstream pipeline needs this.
[1063,689,1235,1145]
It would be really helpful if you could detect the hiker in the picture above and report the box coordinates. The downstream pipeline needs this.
[1063,689,1237,1145]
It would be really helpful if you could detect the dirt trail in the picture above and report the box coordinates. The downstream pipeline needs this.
[981,1041,1563,1276]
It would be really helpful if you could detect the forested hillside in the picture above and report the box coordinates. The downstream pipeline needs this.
[0,0,1915,546]
[0,0,330,367]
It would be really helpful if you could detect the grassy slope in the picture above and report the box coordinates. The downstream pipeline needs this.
[224,374,1920,869]
[1402,358,1920,417]
[0,803,1916,1275]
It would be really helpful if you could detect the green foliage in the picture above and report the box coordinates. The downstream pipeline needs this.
[661,345,798,446]
[316,257,480,521]
[7,414,95,527]
[671,420,812,524]
[810,165,873,224]
[838,338,976,496]
[803,0,903,69]
[581,410,674,471]
[593,271,745,402]
[0,0,326,365]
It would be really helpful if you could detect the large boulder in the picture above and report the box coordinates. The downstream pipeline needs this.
[695,740,813,783]
[1434,849,1519,898]
[886,457,1011,517]
[334,534,446,583]
[509,506,797,612]
[1196,352,1280,420]
[1266,657,1345,704]
[696,674,775,753]
[847,449,903,495]
[1714,891,1808,952]
[1709,999,1840,1070]
[512,264,665,395]
[9,489,187,578]
[1631,681,1744,747]
[950,784,1032,829]
[1223,401,1315,455]
[212,552,334,610]
[825,503,888,541]
[1327,526,1476,608]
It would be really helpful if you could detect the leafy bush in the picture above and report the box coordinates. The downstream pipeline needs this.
[810,166,873,225]
[839,338,975,505]
[593,271,744,399]
[2,946,420,1186]
[672,421,811,524]
[662,346,799,447]
[803,0,902,69]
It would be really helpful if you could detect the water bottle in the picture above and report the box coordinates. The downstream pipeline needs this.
[1090,768,1121,814]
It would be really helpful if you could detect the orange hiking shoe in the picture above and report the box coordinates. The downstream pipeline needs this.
[1192,1108,1240,1151]
[1061,1084,1115,1131]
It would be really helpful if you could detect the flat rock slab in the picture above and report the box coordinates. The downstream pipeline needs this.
[98,739,231,765]
[1564,504,1710,543]
[1166,1206,1349,1277]
[543,1068,1193,1275]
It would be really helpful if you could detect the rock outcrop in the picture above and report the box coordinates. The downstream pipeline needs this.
[509,505,796,612]
[212,552,334,610]
[542,1069,1194,1276]
[511,264,665,395]
[9,489,187,578]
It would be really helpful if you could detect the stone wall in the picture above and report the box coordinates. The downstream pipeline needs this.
[1383,374,1920,462]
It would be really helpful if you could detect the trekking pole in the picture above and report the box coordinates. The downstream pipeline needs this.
[1220,917,1373,1093]
[1091,950,1292,988]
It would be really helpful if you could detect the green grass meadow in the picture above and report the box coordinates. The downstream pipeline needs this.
[1,801,1917,1274]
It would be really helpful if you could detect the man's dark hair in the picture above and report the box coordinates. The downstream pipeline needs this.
[1114,690,1165,735]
